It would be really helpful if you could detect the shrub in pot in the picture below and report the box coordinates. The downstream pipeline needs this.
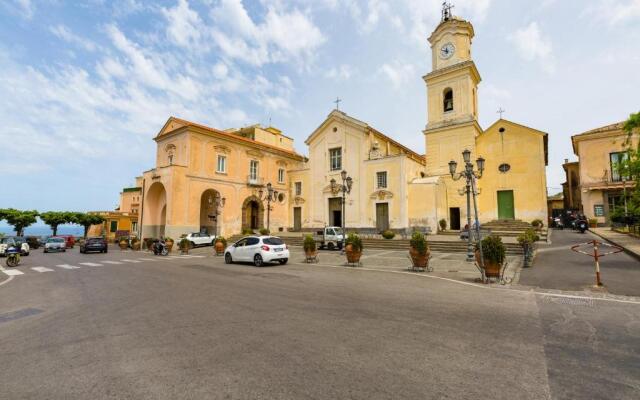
[476,235,506,277]
[118,238,128,250]
[214,236,227,255]
[242,228,253,235]
[381,230,395,239]
[164,237,174,253]
[345,233,363,264]
[517,228,539,267]
[303,234,317,256]
[259,227,270,235]
[131,238,141,251]
[531,219,543,230]
[588,218,598,228]
[144,237,154,251]
[179,237,190,254]
[409,231,430,269]
[439,219,447,231]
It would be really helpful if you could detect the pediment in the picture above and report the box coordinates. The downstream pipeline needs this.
[214,144,231,154]
[370,189,394,200]
[157,117,188,137]
[293,196,306,205]
[246,149,265,159]
[322,183,343,196]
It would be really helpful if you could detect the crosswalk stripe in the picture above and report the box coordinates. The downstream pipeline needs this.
[2,269,24,276]
[136,258,155,261]
[120,259,141,263]
[32,267,54,273]
[56,264,80,269]
[79,262,103,267]
[102,261,122,265]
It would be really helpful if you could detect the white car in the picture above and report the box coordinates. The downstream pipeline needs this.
[0,237,30,256]
[44,237,67,253]
[224,236,289,267]
[184,232,216,247]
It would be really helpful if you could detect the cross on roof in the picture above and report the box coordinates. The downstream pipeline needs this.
[497,107,506,119]
[334,97,342,111]
[442,1,454,21]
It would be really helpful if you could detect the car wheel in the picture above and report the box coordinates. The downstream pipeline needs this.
[44,249,47,253]
[25,252,29,256]
[190,241,196,249]
[63,249,66,252]
[254,254,264,267]
[225,253,233,264]
[279,259,288,265]
[327,242,335,251]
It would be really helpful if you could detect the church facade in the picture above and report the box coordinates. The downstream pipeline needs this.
[134,12,548,239]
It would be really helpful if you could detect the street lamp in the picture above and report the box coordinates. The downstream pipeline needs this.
[258,182,278,232]
[330,170,353,249]
[207,192,226,236]
[449,150,485,266]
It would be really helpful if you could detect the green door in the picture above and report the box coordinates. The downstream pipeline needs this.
[497,190,515,220]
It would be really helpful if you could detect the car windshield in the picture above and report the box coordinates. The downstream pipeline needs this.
[48,238,65,243]
[87,238,102,243]
[333,228,344,235]
[263,237,284,245]
[1,238,16,245]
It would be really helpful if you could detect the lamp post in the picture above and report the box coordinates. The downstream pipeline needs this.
[448,149,485,263]
[207,192,226,236]
[330,170,353,249]
[258,183,278,232]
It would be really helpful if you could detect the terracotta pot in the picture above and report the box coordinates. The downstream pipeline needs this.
[165,239,174,253]
[131,241,141,251]
[215,241,225,255]
[475,250,501,277]
[345,244,362,263]
[409,247,430,269]
[304,249,317,257]
[180,242,189,254]
[119,240,128,250]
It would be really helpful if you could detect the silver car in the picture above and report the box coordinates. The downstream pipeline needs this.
[44,237,66,253]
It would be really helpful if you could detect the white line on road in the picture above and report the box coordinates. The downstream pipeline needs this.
[79,262,103,267]
[136,258,155,261]
[56,264,80,269]
[101,261,122,265]
[2,269,24,276]
[32,267,54,273]
[120,259,141,263]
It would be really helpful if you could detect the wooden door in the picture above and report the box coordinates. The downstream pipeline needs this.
[293,207,302,231]
[376,203,389,232]
[497,190,515,220]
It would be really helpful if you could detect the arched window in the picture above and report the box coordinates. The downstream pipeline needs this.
[443,88,453,112]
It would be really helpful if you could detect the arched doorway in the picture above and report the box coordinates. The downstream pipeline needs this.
[200,189,222,235]
[241,196,264,231]
[146,182,167,237]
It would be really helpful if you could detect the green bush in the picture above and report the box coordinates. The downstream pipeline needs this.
[303,234,316,252]
[179,237,190,249]
[409,231,429,255]
[381,230,395,239]
[531,219,543,228]
[242,228,254,235]
[345,233,363,252]
[478,235,506,265]
[439,219,447,231]
[588,218,598,226]
[517,228,539,246]
[259,228,270,235]
[215,236,227,248]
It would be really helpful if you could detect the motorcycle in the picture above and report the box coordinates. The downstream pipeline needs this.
[152,240,169,256]
[553,217,564,230]
[577,220,588,233]
[5,245,21,267]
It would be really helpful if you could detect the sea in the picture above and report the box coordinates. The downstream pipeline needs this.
[0,224,84,237]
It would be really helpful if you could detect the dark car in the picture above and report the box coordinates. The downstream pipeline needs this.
[26,236,40,249]
[80,237,108,254]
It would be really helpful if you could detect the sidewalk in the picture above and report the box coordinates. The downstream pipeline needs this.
[591,227,640,260]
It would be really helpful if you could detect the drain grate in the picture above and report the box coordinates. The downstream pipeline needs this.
[0,308,44,324]
[544,296,594,307]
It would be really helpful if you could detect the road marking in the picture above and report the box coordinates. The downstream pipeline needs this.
[56,264,80,269]
[136,258,155,261]
[2,269,24,276]
[102,261,122,265]
[79,262,103,267]
[120,259,141,263]
[32,267,54,273]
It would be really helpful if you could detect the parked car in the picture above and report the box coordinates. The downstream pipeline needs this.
[224,236,289,267]
[26,236,41,249]
[80,237,108,254]
[311,226,344,250]
[184,232,216,248]
[54,235,76,248]
[44,237,66,253]
[0,237,30,256]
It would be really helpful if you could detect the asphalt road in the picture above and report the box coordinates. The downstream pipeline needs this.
[1,245,639,399]
[520,229,640,296]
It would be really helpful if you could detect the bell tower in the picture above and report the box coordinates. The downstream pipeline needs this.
[423,4,482,176]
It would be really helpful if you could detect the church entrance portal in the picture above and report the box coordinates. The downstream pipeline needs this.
[242,196,264,231]
[449,207,461,230]
[328,197,342,227]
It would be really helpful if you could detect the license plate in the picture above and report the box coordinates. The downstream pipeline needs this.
[274,247,283,252]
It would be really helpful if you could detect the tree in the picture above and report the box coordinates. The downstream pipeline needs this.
[3,209,39,236]
[617,111,640,217]
[40,211,74,236]
[71,212,106,238]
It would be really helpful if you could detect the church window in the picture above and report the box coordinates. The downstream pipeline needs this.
[168,153,174,165]
[376,171,387,189]
[329,147,342,171]
[249,160,259,180]
[443,88,453,112]
[295,182,302,196]
[217,155,227,173]
[278,168,285,183]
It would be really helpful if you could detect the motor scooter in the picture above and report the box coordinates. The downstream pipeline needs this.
[152,239,169,256]
[553,217,564,230]
[577,219,588,233]
[5,245,21,267]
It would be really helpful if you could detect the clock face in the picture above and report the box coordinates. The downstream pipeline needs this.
[440,42,455,59]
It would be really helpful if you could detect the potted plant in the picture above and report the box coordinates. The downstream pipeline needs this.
[531,219,543,231]
[476,235,506,278]
[214,236,227,255]
[179,237,190,254]
[118,237,128,250]
[439,218,447,232]
[131,237,141,251]
[259,227,270,235]
[381,230,395,239]
[588,218,598,228]
[242,228,253,235]
[517,228,539,268]
[164,237,174,253]
[345,233,363,264]
[303,234,318,260]
[409,231,430,270]
[143,237,154,251]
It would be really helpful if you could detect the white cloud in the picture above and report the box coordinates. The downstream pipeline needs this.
[3,0,34,19]
[583,0,640,24]
[161,0,202,49]
[50,25,97,52]
[324,64,354,80]
[508,22,555,73]
[379,61,416,88]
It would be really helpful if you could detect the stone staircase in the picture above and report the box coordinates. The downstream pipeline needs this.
[226,234,524,255]
[482,219,547,240]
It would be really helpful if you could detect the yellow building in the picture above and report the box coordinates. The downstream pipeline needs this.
[571,122,638,225]
[87,211,139,241]
[562,159,581,212]
[135,10,548,238]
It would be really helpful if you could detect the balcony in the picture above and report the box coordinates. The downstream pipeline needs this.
[247,175,264,186]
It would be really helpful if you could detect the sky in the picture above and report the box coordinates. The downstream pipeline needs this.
[0,0,639,213]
